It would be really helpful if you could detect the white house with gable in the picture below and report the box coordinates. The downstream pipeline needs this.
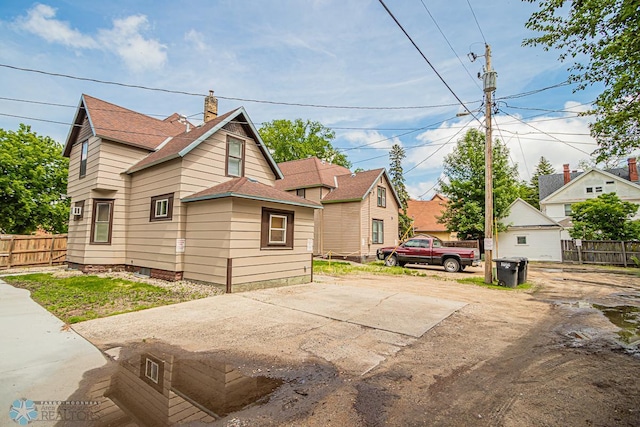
[497,198,563,262]
[539,159,640,239]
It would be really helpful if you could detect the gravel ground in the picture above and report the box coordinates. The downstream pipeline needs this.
[0,265,223,298]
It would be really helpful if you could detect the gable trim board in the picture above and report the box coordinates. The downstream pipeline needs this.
[126,107,282,178]
[540,168,640,204]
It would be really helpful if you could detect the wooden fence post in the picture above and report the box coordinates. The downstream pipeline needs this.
[577,245,582,264]
[621,241,627,267]
[49,235,56,266]
[7,236,15,268]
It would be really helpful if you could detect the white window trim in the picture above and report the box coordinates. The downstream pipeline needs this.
[145,358,159,384]
[516,236,528,245]
[155,199,169,218]
[269,214,287,244]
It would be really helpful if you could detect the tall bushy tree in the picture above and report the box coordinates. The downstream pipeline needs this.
[569,193,640,240]
[388,144,412,238]
[438,129,520,240]
[258,119,351,168]
[523,0,640,161]
[0,124,69,234]
[523,156,556,209]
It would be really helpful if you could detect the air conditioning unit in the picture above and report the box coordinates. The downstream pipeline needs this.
[72,206,83,216]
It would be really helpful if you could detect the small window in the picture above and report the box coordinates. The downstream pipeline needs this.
[145,358,159,383]
[90,199,114,244]
[226,136,245,177]
[595,186,603,193]
[586,187,593,193]
[79,140,88,178]
[140,354,164,393]
[377,187,386,207]
[150,193,174,221]
[564,204,573,216]
[261,208,294,249]
[269,214,287,244]
[296,188,306,198]
[372,219,384,244]
[517,236,527,245]
[605,180,615,185]
[432,239,441,248]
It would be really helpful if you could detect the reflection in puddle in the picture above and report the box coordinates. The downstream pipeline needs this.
[68,345,283,426]
[593,304,640,344]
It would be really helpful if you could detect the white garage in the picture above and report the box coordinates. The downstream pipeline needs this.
[496,198,563,262]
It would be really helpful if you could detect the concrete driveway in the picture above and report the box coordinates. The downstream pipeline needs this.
[0,280,107,426]
[74,281,466,375]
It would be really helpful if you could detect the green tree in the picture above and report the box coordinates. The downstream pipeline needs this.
[438,129,520,240]
[0,124,69,234]
[569,193,640,240]
[523,156,556,209]
[258,118,351,168]
[523,0,640,161]
[388,144,412,238]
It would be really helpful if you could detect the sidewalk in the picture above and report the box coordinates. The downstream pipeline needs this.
[0,279,107,426]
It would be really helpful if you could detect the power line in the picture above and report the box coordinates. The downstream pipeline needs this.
[376,0,481,123]
[0,63,470,111]
[499,109,593,156]
[419,0,482,90]
[465,0,487,43]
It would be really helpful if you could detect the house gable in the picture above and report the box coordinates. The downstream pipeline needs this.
[322,169,401,207]
[541,169,640,205]
[127,107,282,179]
[504,198,561,228]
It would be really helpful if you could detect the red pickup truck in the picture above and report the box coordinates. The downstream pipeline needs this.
[376,237,480,272]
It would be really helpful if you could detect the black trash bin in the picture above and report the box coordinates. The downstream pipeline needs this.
[494,258,519,288]
[516,257,528,284]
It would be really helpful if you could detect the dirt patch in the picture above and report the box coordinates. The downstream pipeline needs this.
[70,265,640,426]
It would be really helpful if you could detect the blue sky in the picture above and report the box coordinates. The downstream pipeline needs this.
[0,0,624,199]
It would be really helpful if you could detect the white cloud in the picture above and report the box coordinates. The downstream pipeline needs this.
[184,29,207,52]
[342,130,402,150]
[97,15,167,72]
[16,4,97,48]
[15,4,166,72]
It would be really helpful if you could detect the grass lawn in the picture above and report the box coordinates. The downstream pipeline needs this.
[3,273,209,324]
[313,260,436,278]
[313,260,533,290]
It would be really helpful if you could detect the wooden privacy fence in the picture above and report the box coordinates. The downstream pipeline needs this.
[561,239,640,267]
[0,234,67,269]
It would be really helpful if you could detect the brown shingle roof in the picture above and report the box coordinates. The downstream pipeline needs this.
[127,108,239,173]
[322,168,385,203]
[86,94,185,149]
[275,157,352,191]
[182,177,322,209]
[406,196,449,232]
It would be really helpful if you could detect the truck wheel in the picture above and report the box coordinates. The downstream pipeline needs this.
[443,258,460,273]
[385,255,398,267]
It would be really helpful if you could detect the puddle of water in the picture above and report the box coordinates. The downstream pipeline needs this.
[64,344,283,426]
[592,304,640,345]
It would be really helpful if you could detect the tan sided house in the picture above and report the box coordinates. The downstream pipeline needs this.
[63,92,321,291]
[275,157,400,262]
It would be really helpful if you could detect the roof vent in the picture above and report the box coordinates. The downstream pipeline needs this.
[351,173,356,177]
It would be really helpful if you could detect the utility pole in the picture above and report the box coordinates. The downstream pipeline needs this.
[483,44,497,284]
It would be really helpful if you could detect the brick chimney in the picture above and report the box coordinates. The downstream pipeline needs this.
[204,90,218,123]
[629,157,638,182]
[563,163,571,184]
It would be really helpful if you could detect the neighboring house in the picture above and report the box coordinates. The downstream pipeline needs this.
[406,195,456,241]
[63,92,321,291]
[275,157,400,262]
[496,198,563,262]
[539,159,640,239]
